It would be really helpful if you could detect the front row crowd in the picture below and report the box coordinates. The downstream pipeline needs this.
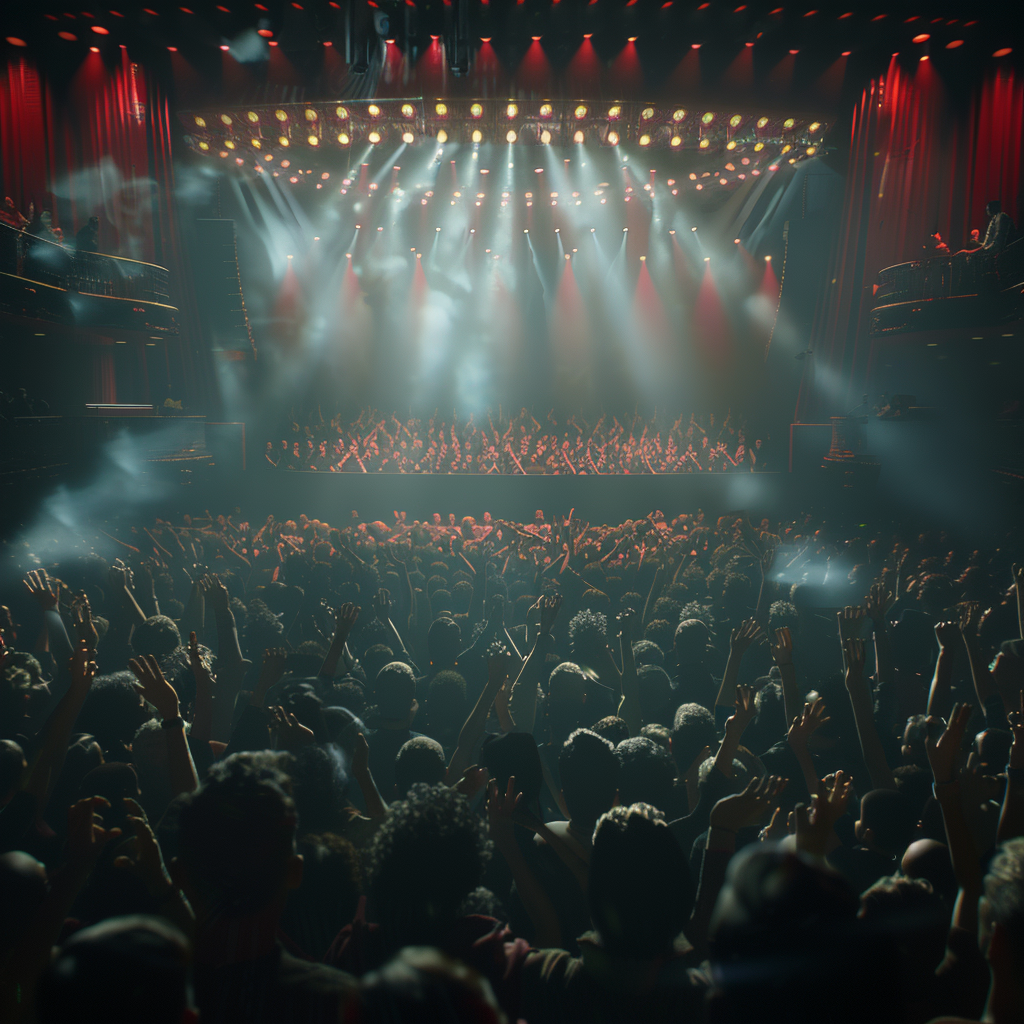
[1,507,1023,1023]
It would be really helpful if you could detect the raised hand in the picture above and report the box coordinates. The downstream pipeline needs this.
[710,774,788,833]
[23,569,58,611]
[113,798,173,897]
[270,706,315,749]
[769,626,794,668]
[70,593,99,650]
[484,593,506,631]
[794,770,853,857]
[372,588,392,623]
[450,764,490,801]
[69,641,98,695]
[958,601,982,642]
[539,592,562,636]
[128,655,180,720]
[787,698,830,749]
[487,641,512,688]
[843,637,867,680]
[486,776,521,845]
[759,545,777,578]
[864,581,894,625]
[729,618,762,657]
[108,560,134,593]
[333,602,360,645]
[726,684,756,732]
[67,795,121,866]
[200,573,230,614]
[934,619,960,650]
[925,702,972,783]
[838,605,867,642]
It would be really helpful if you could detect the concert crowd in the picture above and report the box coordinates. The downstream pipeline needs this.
[267,410,766,474]
[1,504,1023,1023]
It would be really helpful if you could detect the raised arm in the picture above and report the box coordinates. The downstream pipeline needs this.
[318,603,359,680]
[843,637,897,791]
[128,655,198,798]
[786,698,830,799]
[616,608,642,736]
[713,684,756,779]
[371,588,414,666]
[998,691,1024,844]
[926,620,960,720]
[769,626,802,729]
[448,645,510,783]
[508,593,561,736]
[714,620,762,711]
[925,703,982,934]
[487,777,562,949]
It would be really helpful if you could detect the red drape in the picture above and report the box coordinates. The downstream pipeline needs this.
[802,60,1024,418]
[0,51,212,409]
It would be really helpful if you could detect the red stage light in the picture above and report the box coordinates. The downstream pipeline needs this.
[269,40,278,46]
[946,39,964,48]
[912,33,930,43]
[691,42,701,49]
[167,45,177,51]
[6,37,28,46]
[323,40,332,46]
[91,25,110,34]
[920,54,929,61]
[258,28,273,37]
[58,31,77,40]
[993,47,1013,57]
[841,50,852,56]
[90,46,100,52]
[220,44,229,50]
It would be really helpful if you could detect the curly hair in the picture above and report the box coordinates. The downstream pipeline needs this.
[568,608,608,659]
[366,784,492,952]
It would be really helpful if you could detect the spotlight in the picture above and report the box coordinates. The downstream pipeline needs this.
[783,118,795,129]
[699,138,709,149]
[472,129,483,143]
[437,129,448,142]
[436,227,441,231]
[607,131,619,145]
[729,114,742,127]
[808,121,821,133]
[704,256,710,262]
[220,44,229,51]
[765,255,772,261]
[541,130,552,144]
[401,103,415,117]
[912,33,930,43]
[757,116,769,128]
[338,132,350,144]
[591,228,595,232]
[506,102,518,118]
[691,227,697,232]
[368,104,381,117]
[471,103,483,117]
[671,136,682,147]
[403,131,415,143]
[574,130,584,144]
[221,114,233,125]
[574,104,588,119]
[726,140,737,150]
[608,105,621,118]
[506,129,517,142]
[994,47,1013,57]
[672,108,686,121]
[278,136,289,147]
[435,102,448,116]
[806,146,816,155]
[641,107,655,120]
[540,102,553,117]
[368,131,381,144]
[701,111,714,124]
[639,134,651,146]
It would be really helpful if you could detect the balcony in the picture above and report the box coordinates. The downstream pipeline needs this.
[870,239,1024,335]
[0,222,178,334]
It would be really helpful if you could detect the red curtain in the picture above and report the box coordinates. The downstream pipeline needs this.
[801,60,1024,418]
[0,51,212,409]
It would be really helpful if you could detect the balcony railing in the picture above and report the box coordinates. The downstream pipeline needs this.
[870,239,1024,334]
[0,222,171,304]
